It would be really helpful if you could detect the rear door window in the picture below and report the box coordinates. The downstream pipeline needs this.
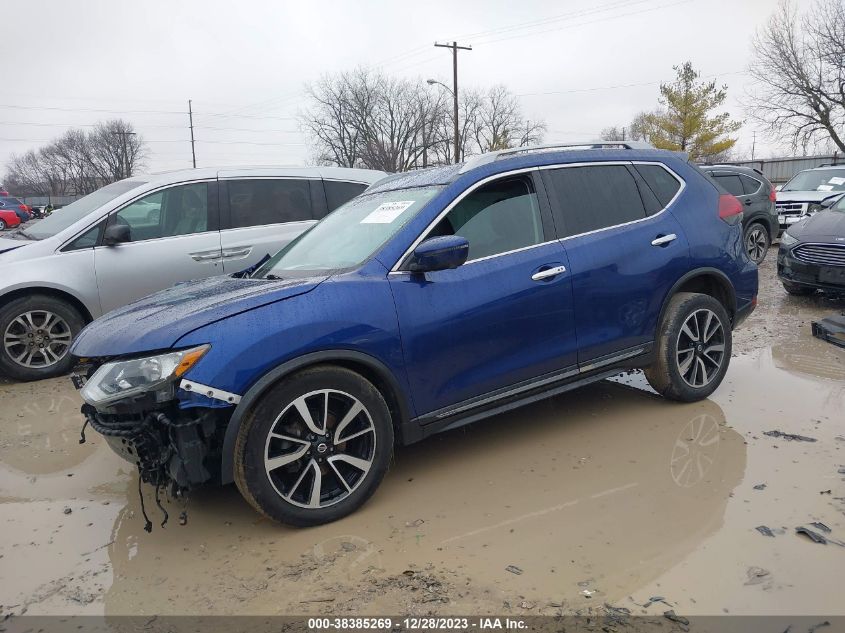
[543,164,648,237]
[713,174,744,197]
[633,164,682,207]
[324,180,368,212]
[227,179,314,228]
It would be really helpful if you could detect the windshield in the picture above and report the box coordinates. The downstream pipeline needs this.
[831,195,845,212]
[782,168,845,193]
[254,186,442,277]
[24,180,147,239]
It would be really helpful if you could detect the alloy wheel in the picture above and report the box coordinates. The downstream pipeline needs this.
[675,308,725,388]
[745,226,768,263]
[263,389,376,509]
[3,310,73,368]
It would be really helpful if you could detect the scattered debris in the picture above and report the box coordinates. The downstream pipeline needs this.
[756,525,775,537]
[62,507,72,515]
[744,567,770,586]
[808,621,831,633]
[838,467,845,475]
[810,522,832,533]
[405,519,424,528]
[796,527,828,544]
[642,596,669,608]
[763,430,817,442]
[505,565,523,575]
[820,490,832,495]
[518,600,535,609]
[812,315,845,348]
[581,589,594,598]
[753,483,767,490]
[663,610,690,626]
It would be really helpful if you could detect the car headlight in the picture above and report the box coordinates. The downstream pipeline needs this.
[81,345,210,406]
[780,231,798,246]
[803,203,824,216]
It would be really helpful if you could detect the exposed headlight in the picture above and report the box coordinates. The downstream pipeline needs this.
[81,345,210,406]
[780,231,798,246]
[803,203,824,216]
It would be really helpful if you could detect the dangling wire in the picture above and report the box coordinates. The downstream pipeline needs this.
[154,481,169,528]
[138,475,152,533]
[79,418,89,444]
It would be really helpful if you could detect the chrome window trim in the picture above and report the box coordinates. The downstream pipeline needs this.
[537,160,686,243]
[389,166,543,273]
[389,161,686,273]
[57,178,217,252]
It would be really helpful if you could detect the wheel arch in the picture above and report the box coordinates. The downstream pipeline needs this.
[658,268,737,330]
[219,350,412,485]
[0,286,95,324]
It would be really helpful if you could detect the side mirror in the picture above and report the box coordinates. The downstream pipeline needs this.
[103,223,130,245]
[821,195,842,208]
[408,235,469,273]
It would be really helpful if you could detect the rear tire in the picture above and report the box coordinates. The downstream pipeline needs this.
[781,281,814,296]
[743,222,770,264]
[644,292,732,402]
[234,365,394,526]
[0,219,6,231]
[0,294,85,381]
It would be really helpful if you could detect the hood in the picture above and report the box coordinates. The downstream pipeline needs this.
[777,190,842,204]
[0,237,27,255]
[790,210,845,240]
[71,273,328,358]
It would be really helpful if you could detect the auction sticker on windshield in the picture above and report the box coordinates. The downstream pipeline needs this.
[829,177,845,185]
[361,201,415,223]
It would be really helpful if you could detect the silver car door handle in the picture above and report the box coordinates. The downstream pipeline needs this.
[190,251,222,262]
[222,247,252,259]
[531,265,567,281]
[651,234,677,246]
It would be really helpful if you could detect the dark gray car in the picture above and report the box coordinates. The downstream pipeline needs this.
[700,165,778,264]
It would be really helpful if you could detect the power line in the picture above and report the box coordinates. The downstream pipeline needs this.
[517,70,747,97]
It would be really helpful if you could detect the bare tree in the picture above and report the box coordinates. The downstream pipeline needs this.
[600,126,626,141]
[301,71,545,171]
[3,119,145,196]
[746,0,845,153]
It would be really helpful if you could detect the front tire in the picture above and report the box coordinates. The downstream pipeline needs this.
[0,219,6,230]
[234,365,394,526]
[0,294,85,381]
[644,293,732,402]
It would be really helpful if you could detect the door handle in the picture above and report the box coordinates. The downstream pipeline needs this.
[222,247,252,259]
[531,265,567,281]
[651,234,677,247]
[744,199,752,205]
[190,251,222,262]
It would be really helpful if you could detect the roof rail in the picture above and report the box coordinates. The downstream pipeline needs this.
[458,140,655,174]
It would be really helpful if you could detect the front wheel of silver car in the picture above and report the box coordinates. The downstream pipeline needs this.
[234,365,394,526]
[0,294,85,381]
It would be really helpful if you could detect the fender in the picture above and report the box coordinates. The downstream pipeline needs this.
[744,212,778,239]
[218,349,412,485]
[656,267,737,331]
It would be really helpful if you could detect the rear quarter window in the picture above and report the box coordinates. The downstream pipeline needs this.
[633,164,682,207]
[324,180,368,212]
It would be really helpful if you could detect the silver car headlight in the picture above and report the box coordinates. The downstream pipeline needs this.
[81,345,210,406]
[780,231,798,246]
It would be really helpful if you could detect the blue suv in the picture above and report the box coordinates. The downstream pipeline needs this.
[72,142,758,527]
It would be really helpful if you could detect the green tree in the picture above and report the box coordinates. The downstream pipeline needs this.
[645,62,741,161]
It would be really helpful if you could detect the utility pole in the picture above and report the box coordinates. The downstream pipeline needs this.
[434,41,471,164]
[751,131,756,161]
[111,130,137,179]
[188,99,197,168]
[622,126,626,142]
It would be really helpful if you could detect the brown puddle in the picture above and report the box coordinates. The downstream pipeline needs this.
[1,260,844,617]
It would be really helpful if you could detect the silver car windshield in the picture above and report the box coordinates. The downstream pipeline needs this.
[24,180,147,240]
[254,186,442,277]
[782,168,845,193]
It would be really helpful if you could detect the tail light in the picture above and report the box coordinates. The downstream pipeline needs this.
[718,194,743,224]
[769,187,777,202]
[19,205,27,212]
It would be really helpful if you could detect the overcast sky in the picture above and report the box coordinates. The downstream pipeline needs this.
[0,0,816,176]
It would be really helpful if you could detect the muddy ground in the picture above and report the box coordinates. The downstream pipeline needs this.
[1,254,844,622]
